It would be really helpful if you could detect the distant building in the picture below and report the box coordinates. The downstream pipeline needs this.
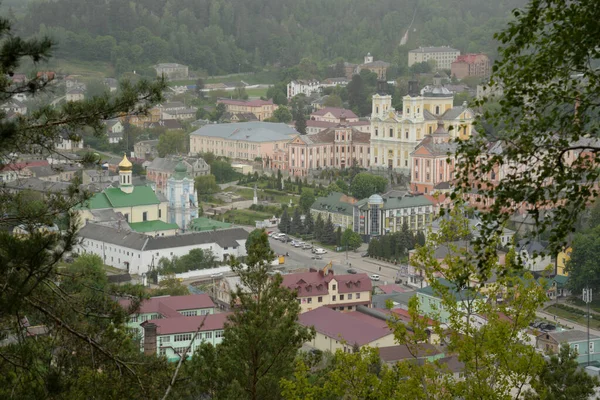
[217,98,278,121]
[516,239,552,272]
[355,53,391,80]
[451,54,491,80]
[158,101,198,121]
[417,278,483,324]
[146,156,210,194]
[287,80,321,99]
[408,46,461,70]
[310,107,358,123]
[166,160,198,230]
[310,192,358,230]
[66,88,85,102]
[104,119,124,144]
[153,63,189,80]
[134,140,160,160]
[55,131,84,151]
[536,330,600,365]
[0,99,27,115]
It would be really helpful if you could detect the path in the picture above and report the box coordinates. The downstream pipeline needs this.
[400,7,418,46]
[536,309,600,336]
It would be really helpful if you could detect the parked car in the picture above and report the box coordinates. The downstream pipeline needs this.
[302,244,313,250]
[311,254,323,260]
[370,274,380,281]
[290,240,298,246]
[361,252,369,257]
[314,248,327,255]
[294,241,304,248]
[347,268,357,274]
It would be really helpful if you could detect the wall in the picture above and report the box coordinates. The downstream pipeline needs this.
[156,329,224,361]
[306,331,396,353]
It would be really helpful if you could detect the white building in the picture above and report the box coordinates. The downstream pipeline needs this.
[517,239,552,272]
[408,46,461,70]
[55,131,84,151]
[167,160,198,230]
[66,88,85,102]
[287,80,321,99]
[104,119,124,144]
[75,224,248,274]
[153,63,189,80]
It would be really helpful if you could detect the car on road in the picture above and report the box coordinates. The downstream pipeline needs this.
[268,232,275,237]
[277,234,288,241]
[370,274,380,281]
[302,244,313,250]
[311,254,323,260]
[361,252,369,257]
[290,240,298,246]
[347,268,357,274]
[294,241,304,248]
[314,248,327,255]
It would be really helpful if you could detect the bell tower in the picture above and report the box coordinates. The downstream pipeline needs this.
[118,154,133,194]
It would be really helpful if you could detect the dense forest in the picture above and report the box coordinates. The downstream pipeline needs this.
[9,0,526,76]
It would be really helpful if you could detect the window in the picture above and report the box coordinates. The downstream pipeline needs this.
[142,211,148,221]
[215,330,224,338]
[174,333,192,342]
[389,128,393,137]
[124,213,129,222]
[356,293,361,299]
[591,342,595,354]
[204,332,212,339]
[405,131,409,139]
[159,336,171,344]
[574,344,580,354]
[332,284,336,290]
[307,297,312,304]
[340,294,344,300]
[318,296,323,303]
[130,315,138,323]
[181,310,197,317]
[375,129,378,137]
[159,209,162,218]
[332,295,336,301]
[348,294,353,300]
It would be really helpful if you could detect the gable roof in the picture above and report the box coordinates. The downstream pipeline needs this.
[129,220,180,233]
[120,294,214,316]
[217,98,274,107]
[190,122,298,142]
[84,186,162,209]
[299,307,391,346]
[310,192,358,217]
[147,312,230,336]
[378,344,442,362]
[542,330,600,343]
[78,223,148,250]
[281,270,372,296]
[417,278,481,302]
[311,107,358,119]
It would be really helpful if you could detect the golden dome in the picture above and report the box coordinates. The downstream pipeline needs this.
[118,153,132,170]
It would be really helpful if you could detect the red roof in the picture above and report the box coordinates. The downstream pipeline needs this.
[453,53,487,64]
[281,270,371,296]
[299,307,391,346]
[217,98,274,107]
[307,120,368,128]
[119,294,215,318]
[391,308,435,326]
[147,312,231,335]
[1,160,49,172]
[377,284,407,294]
[335,273,372,293]
[311,107,358,119]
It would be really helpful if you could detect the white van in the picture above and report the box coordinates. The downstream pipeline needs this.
[314,248,327,255]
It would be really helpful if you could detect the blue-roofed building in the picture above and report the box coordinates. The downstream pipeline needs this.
[189,122,299,163]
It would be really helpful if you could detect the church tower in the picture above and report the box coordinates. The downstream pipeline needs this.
[371,93,392,119]
[118,154,133,194]
[167,160,198,230]
[364,52,374,64]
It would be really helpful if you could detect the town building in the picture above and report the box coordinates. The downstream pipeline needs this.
[355,53,391,80]
[306,119,370,135]
[536,330,600,365]
[76,154,169,227]
[0,99,27,115]
[378,344,444,366]
[158,101,198,121]
[217,98,278,121]
[409,121,457,194]
[298,307,395,353]
[120,294,215,351]
[287,124,370,176]
[166,160,198,230]
[287,80,321,99]
[55,131,84,152]
[429,213,515,247]
[0,160,49,183]
[451,54,491,80]
[66,88,85,102]
[153,63,189,80]
[214,275,249,310]
[555,247,571,276]
[417,278,483,324]
[189,122,298,163]
[369,83,474,172]
[126,107,161,128]
[143,313,229,361]
[281,267,372,313]
[310,192,358,230]
[310,107,359,123]
[75,224,248,274]
[408,46,461,70]
[516,239,552,272]
[146,156,210,194]
[353,192,434,238]
[134,140,160,160]
[104,119,124,144]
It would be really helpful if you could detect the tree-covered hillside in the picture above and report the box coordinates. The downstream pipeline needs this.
[11,0,526,75]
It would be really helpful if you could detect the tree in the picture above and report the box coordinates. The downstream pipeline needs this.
[410,61,431,74]
[341,228,362,251]
[211,159,238,183]
[151,277,190,296]
[246,228,266,254]
[323,94,343,108]
[314,214,324,242]
[299,190,315,213]
[192,229,314,399]
[566,225,600,293]
[195,77,205,99]
[210,102,226,121]
[290,95,308,134]
[350,172,387,199]
[453,0,600,270]
[278,208,291,234]
[290,207,303,235]
[266,83,288,106]
[157,130,187,157]
[335,226,342,246]
[322,215,336,245]
[347,74,369,116]
[524,343,600,400]
[195,174,220,201]
[303,212,314,236]
[272,105,293,123]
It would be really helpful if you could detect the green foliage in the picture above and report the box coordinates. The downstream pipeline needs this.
[157,130,187,157]
[150,277,190,296]
[321,215,336,245]
[347,74,369,116]
[278,208,291,234]
[211,159,240,183]
[156,248,218,276]
[266,83,288,105]
[272,105,293,123]
[367,223,416,261]
[210,103,227,121]
[290,95,308,134]
[195,174,220,201]
[314,213,324,242]
[299,190,315,213]
[350,172,388,199]
[303,212,314,235]
[290,207,303,235]
[323,94,343,108]
[410,61,432,74]
[566,225,600,293]
[341,228,362,250]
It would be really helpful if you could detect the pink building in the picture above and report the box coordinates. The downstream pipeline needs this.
[310,107,359,123]
[216,98,278,121]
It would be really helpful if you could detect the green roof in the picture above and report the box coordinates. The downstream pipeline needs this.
[84,192,112,209]
[129,220,179,233]
[80,186,162,210]
[310,192,356,217]
[553,275,569,287]
[190,217,232,231]
[417,278,481,301]
[356,194,433,210]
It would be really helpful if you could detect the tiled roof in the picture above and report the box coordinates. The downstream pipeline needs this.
[311,107,358,119]
[378,344,441,362]
[517,239,547,255]
[310,192,358,217]
[377,284,407,294]
[299,307,392,346]
[143,227,248,251]
[129,220,179,233]
[120,294,214,316]
[217,98,274,107]
[334,274,372,293]
[78,223,148,250]
[441,106,472,121]
[543,330,600,343]
[190,122,298,142]
[281,270,371,296]
[148,312,230,336]
[0,160,49,172]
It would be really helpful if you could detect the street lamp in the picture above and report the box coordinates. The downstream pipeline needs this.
[584,287,593,366]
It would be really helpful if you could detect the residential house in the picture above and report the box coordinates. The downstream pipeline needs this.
[143,313,229,361]
[126,107,161,128]
[66,88,85,102]
[281,267,372,313]
[214,275,249,310]
[298,307,395,353]
[429,213,515,247]
[0,160,49,183]
[353,191,434,238]
[146,156,210,194]
[153,63,189,80]
[158,101,198,121]
[355,53,391,80]
[369,82,474,172]
[28,164,80,183]
[189,122,299,163]
[408,46,461,70]
[134,140,160,160]
[217,98,278,121]
[104,119,124,144]
[322,77,349,86]
[1,99,27,115]
[517,239,552,272]
[310,107,359,123]
[417,278,483,324]
[287,124,370,176]
[120,294,215,350]
[310,192,358,230]
[221,111,259,123]
[306,119,370,135]
[451,54,491,80]
[536,330,600,365]
[287,80,321,99]
[378,343,444,365]
[75,224,248,274]
[55,131,84,151]
[104,78,118,92]
[556,247,572,276]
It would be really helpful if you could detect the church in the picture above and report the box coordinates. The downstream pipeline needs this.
[77,154,197,235]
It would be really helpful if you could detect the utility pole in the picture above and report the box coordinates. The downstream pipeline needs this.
[584,287,592,366]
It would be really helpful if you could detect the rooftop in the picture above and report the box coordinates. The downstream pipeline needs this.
[417,278,481,302]
[129,220,180,233]
[356,193,433,210]
[120,294,215,317]
[378,344,442,362]
[190,217,232,232]
[311,107,358,119]
[190,122,298,142]
[409,46,460,53]
[544,329,600,343]
[147,312,230,336]
[310,192,358,217]
[83,186,162,209]
[217,98,275,107]
[281,269,372,296]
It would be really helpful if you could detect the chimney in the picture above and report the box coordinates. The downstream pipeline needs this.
[143,323,157,356]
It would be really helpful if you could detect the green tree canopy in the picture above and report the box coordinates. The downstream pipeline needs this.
[299,190,316,213]
[341,228,362,250]
[350,172,388,199]
[157,130,187,157]
[195,174,220,201]
[271,105,293,123]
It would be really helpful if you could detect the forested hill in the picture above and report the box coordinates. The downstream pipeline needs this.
[13,0,526,75]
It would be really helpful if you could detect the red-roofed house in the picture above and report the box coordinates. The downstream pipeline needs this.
[310,107,359,123]
[120,294,215,350]
[217,98,278,121]
[306,119,370,135]
[142,312,230,361]
[451,54,491,80]
[299,307,395,353]
[0,160,49,183]
[374,284,407,295]
[281,267,372,313]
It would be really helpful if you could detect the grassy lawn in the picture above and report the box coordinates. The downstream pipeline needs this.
[223,209,273,226]
[568,297,600,314]
[224,186,298,206]
[48,59,115,78]
[545,305,600,330]
[245,87,268,98]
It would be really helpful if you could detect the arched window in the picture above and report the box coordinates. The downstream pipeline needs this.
[435,106,440,114]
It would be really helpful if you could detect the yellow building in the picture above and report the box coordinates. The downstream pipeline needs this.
[76,155,173,235]
[369,84,474,171]
[556,247,572,276]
